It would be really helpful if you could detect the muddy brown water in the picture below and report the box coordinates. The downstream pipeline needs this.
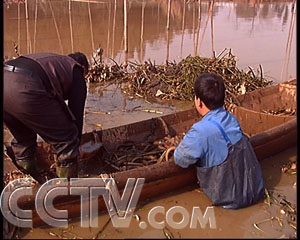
[13,146,297,239]
[3,0,297,238]
[4,0,296,82]
[3,0,297,138]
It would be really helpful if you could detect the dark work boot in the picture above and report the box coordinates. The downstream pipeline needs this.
[56,161,78,179]
[15,157,37,176]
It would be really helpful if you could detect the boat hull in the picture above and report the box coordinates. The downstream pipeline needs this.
[3,80,297,227]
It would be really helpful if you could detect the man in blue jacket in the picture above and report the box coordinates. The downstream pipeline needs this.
[174,72,265,209]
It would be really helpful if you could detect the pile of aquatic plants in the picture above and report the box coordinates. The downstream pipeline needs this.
[86,49,272,108]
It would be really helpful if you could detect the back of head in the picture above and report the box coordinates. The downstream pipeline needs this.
[68,52,89,74]
[194,72,225,110]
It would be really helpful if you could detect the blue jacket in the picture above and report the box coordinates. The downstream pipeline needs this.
[174,107,265,209]
[174,107,243,168]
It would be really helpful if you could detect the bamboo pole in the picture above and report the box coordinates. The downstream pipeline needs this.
[210,1,214,58]
[281,4,295,80]
[157,2,160,32]
[281,0,296,81]
[122,94,127,112]
[140,1,146,62]
[198,0,214,53]
[286,2,296,52]
[122,49,128,112]
[69,0,74,53]
[88,1,95,51]
[166,28,170,62]
[106,1,111,56]
[192,1,196,47]
[111,0,117,58]
[18,2,21,54]
[166,0,171,62]
[33,0,38,53]
[166,0,171,30]
[195,0,201,56]
[123,0,128,53]
[249,16,255,35]
[25,0,32,53]
[180,0,186,59]
[48,0,64,54]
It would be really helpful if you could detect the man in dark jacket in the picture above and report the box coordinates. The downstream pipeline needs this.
[4,52,89,179]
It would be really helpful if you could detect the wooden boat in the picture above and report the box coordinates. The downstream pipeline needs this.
[3,79,297,227]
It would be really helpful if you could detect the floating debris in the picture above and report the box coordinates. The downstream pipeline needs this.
[92,111,111,115]
[253,217,284,233]
[163,227,174,239]
[259,189,297,236]
[288,221,297,230]
[280,209,286,215]
[140,109,163,114]
[86,49,272,110]
[48,232,61,238]
[194,189,203,193]
[264,188,271,207]
[281,161,297,174]
[274,217,284,227]
[261,108,296,116]
[253,222,265,232]
[134,214,141,222]
[279,198,296,213]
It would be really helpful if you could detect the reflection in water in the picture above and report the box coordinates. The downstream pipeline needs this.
[198,0,214,56]
[25,0,31,53]
[48,0,64,53]
[123,0,128,54]
[210,1,214,58]
[33,0,38,52]
[194,1,201,56]
[111,0,117,59]
[166,0,171,61]
[180,1,186,58]
[280,0,296,82]
[88,1,95,52]
[4,0,296,82]
[69,0,74,52]
[139,1,145,63]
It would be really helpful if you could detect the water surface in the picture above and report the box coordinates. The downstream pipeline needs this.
[4,0,296,82]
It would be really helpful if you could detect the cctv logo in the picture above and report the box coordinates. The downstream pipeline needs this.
[1,177,145,228]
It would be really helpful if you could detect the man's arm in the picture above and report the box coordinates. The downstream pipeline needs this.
[174,126,205,168]
[68,67,87,140]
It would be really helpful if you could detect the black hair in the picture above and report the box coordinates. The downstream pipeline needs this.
[68,52,89,73]
[194,72,225,110]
